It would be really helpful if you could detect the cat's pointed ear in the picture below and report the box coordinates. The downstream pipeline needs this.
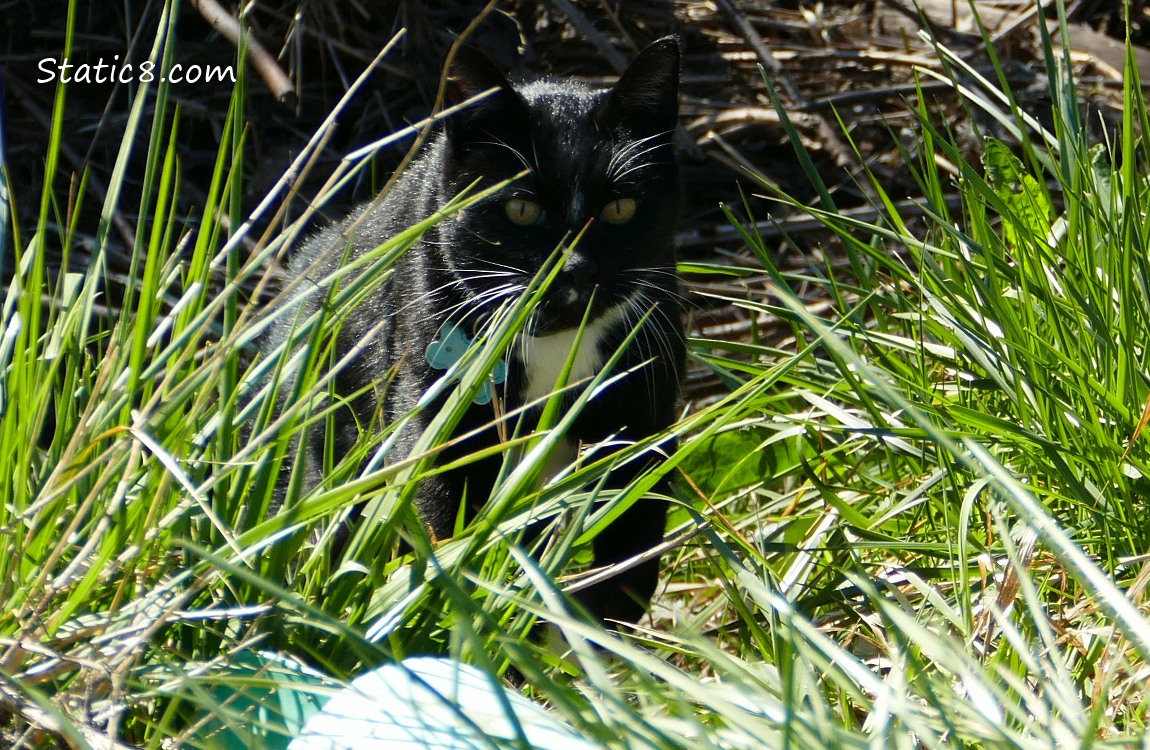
[444,46,527,139]
[603,35,680,136]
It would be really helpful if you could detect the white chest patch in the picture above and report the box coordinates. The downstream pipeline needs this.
[517,303,630,405]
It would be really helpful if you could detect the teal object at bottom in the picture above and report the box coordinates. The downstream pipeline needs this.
[195,651,329,750]
[289,657,597,750]
[192,654,596,749]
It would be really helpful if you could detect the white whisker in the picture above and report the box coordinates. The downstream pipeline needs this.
[474,134,535,173]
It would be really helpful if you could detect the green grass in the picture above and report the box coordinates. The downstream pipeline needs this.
[4,0,1150,747]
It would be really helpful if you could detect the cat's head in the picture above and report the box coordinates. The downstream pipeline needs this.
[439,37,681,335]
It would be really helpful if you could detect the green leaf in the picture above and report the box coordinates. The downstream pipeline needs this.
[680,425,805,496]
[982,139,1053,249]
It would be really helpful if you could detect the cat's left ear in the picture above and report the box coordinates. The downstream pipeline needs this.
[444,46,529,140]
[603,35,680,136]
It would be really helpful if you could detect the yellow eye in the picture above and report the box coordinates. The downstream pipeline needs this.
[600,197,637,225]
[505,198,543,226]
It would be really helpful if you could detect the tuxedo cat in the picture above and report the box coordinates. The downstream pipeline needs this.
[269,37,685,625]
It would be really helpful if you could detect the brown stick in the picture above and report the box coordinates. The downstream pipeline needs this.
[0,678,139,750]
[712,0,801,102]
[189,0,297,108]
[545,0,630,72]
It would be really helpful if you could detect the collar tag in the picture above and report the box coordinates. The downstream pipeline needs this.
[425,323,507,405]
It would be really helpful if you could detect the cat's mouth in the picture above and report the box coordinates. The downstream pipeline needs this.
[532,285,610,334]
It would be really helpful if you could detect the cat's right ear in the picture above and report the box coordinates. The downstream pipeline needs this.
[444,46,527,141]
[602,36,680,137]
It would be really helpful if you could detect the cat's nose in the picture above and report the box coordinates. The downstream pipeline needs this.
[562,253,598,293]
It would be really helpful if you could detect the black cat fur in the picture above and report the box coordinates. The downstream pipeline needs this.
[267,37,685,625]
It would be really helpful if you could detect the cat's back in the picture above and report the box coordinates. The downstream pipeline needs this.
[288,138,447,286]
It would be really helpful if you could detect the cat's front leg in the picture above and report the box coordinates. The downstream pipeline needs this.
[560,342,683,626]
[575,464,672,626]
[404,405,507,543]
[565,397,678,625]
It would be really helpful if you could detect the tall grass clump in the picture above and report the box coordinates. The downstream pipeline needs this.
[4,0,1150,747]
[685,5,1150,744]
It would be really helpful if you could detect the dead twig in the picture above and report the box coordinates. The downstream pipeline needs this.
[875,0,979,44]
[711,0,879,199]
[189,0,297,108]
[712,0,801,102]
[0,677,138,750]
[675,192,967,250]
[545,0,630,72]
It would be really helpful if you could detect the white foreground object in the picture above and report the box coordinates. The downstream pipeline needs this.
[288,657,597,750]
